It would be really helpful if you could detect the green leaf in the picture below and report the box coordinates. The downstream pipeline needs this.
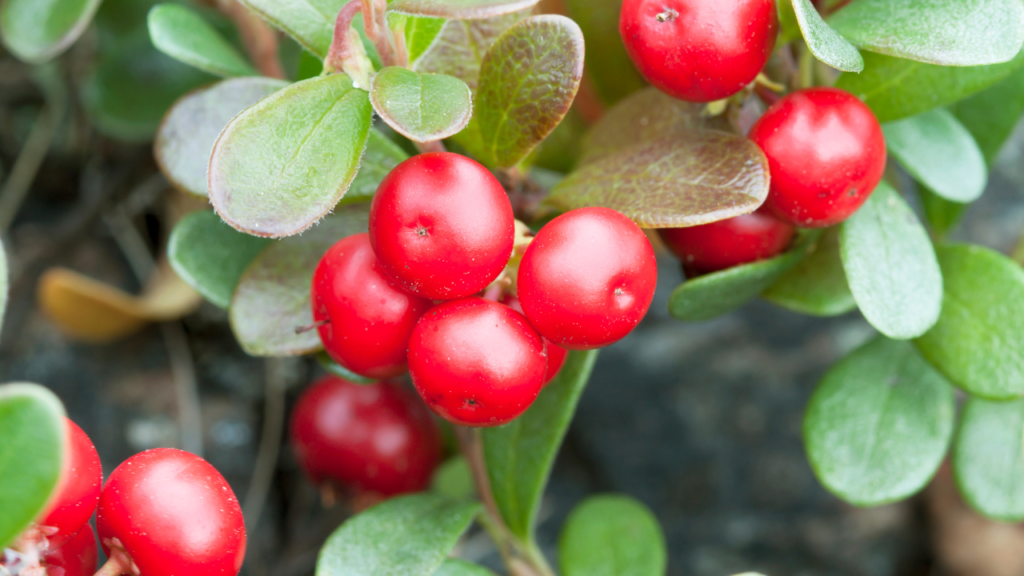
[316,493,481,576]
[882,109,986,203]
[388,0,540,20]
[238,0,344,58]
[469,15,584,168]
[230,211,367,356]
[835,49,1024,123]
[316,351,379,384]
[148,4,256,78]
[953,397,1024,521]
[558,495,667,576]
[430,456,474,501]
[579,87,731,166]
[482,350,599,540]
[433,560,496,576]
[546,133,770,228]
[370,67,472,142]
[914,244,1024,400]
[81,27,214,142]
[0,239,7,336]
[342,129,410,205]
[413,12,525,92]
[298,49,324,81]
[0,0,102,63]
[156,77,288,197]
[950,64,1024,164]
[763,227,856,317]
[828,0,1024,67]
[209,74,372,238]
[668,232,817,322]
[791,0,864,72]
[388,13,446,65]
[803,337,955,507]
[0,383,66,548]
[839,182,942,339]
[562,0,647,106]
[167,211,270,309]
[919,187,968,237]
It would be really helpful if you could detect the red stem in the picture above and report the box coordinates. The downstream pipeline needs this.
[326,0,364,72]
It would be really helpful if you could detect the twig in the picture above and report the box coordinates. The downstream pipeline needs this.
[415,140,446,154]
[103,202,204,457]
[243,357,288,529]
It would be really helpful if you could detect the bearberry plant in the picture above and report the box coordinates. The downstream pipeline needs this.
[3,0,1024,575]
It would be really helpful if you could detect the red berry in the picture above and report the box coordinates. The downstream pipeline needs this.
[369,152,515,300]
[517,208,657,350]
[408,298,547,427]
[41,525,98,576]
[35,418,102,550]
[312,233,433,379]
[290,376,443,497]
[503,296,568,386]
[749,87,887,227]
[657,210,795,275]
[619,0,778,102]
[96,449,246,576]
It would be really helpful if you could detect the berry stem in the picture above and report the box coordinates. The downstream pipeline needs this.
[415,140,447,154]
[92,553,132,576]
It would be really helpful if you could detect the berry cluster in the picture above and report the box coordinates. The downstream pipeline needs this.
[1,420,245,576]
[621,0,886,274]
[312,152,658,428]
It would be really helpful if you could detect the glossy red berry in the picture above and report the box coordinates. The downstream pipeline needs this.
[96,448,246,576]
[503,296,568,386]
[35,418,102,550]
[290,376,443,497]
[369,152,515,300]
[749,87,887,227]
[619,0,778,102]
[312,233,433,379]
[657,210,796,275]
[41,524,98,576]
[518,208,657,350]
[408,298,547,427]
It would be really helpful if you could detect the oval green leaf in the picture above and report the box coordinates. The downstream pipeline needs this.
[238,0,344,58]
[156,77,288,197]
[482,350,599,540]
[230,211,367,357]
[828,0,1024,67]
[579,87,731,165]
[835,49,1024,123]
[668,232,817,322]
[950,63,1024,164]
[209,74,372,238]
[434,560,496,576]
[763,227,856,317]
[563,0,647,106]
[839,182,942,339]
[804,337,955,507]
[469,15,584,168]
[167,211,270,309]
[792,0,864,72]
[0,383,66,548]
[413,12,525,92]
[316,493,481,576]
[0,0,102,63]
[148,4,256,78]
[388,0,540,20]
[882,109,986,203]
[547,133,770,228]
[559,495,667,576]
[953,397,1024,521]
[914,244,1024,400]
[370,67,472,142]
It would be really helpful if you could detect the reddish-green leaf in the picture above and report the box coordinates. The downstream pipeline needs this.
[388,0,540,20]
[156,77,288,197]
[369,67,472,142]
[209,74,372,238]
[546,132,770,228]
[229,210,368,357]
[413,12,526,92]
[469,15,584,168]
[579,87,731,165]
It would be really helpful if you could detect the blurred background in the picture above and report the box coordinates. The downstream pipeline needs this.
[3,1,1024,575]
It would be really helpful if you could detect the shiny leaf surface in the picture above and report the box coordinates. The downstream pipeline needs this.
[370,67,472,142]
